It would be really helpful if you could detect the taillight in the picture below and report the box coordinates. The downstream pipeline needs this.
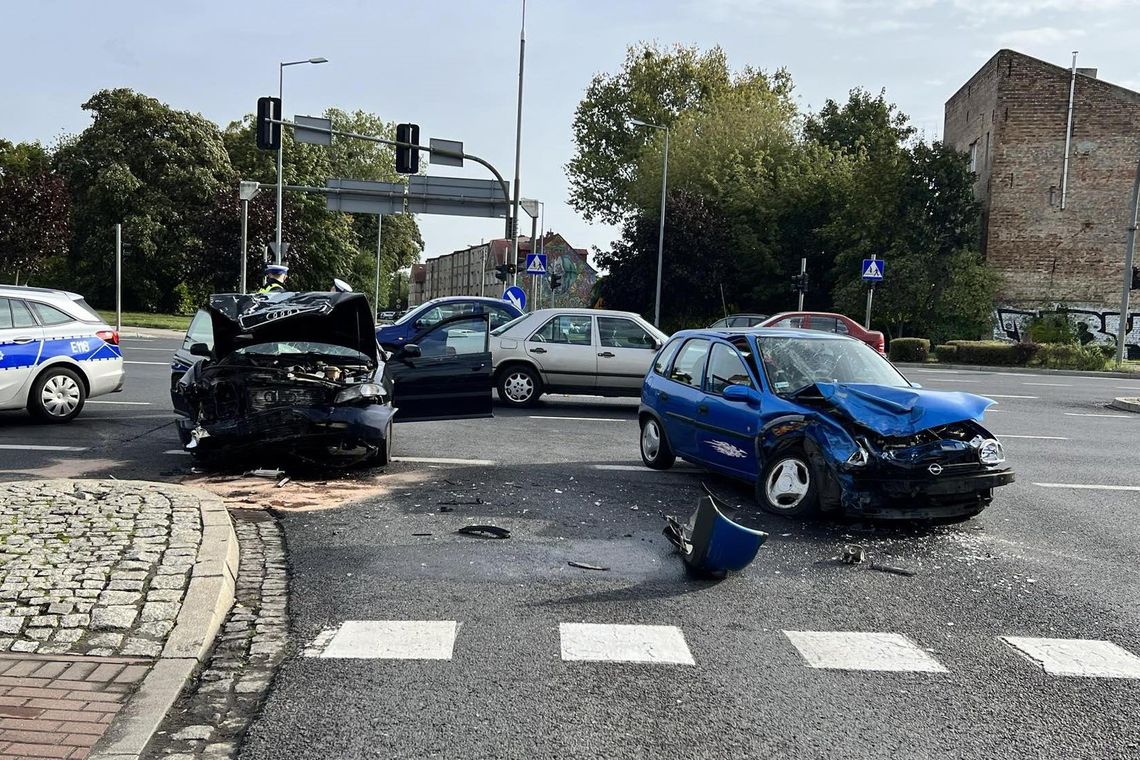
[876,335,886,354]
[97,330,119,346]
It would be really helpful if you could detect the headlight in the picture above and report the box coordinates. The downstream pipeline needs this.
[334,383,384,404]
[978,439,1005,465]
[846,444,869,467]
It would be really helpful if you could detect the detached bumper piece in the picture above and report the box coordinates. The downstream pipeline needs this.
[664,492,768,578]
[844,467,1015,520]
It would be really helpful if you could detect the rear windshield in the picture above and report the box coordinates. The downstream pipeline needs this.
[70,298,104,323]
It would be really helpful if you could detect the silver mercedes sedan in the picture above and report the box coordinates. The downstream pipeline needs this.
[490,308,668,407]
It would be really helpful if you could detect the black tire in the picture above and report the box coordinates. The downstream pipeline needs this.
[756,448,819,517]
[28,366,86,423]
[496,365,542,407]
[639,416,676,470]
[368,419,393,467]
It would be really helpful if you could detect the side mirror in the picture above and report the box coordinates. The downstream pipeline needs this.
[910,382,922,389]
[399,343,422,360]
[189,342,211,358]
[723,384,761,406]
[652,338,663,350]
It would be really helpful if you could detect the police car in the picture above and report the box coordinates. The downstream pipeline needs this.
[0,286,125,423]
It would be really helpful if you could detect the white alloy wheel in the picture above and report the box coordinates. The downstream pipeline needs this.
[764,457,811,510]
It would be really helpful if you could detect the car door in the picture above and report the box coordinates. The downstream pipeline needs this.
[524,313,597,393]
[0,298,45,407]
[655,338,710,458]
[172,309,214,386]
[595,316,660,394]
[695,341,762,480]
[383,313,493,421]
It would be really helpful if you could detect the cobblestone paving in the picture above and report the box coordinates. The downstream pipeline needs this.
[143,510,288,759]
[0,480,201,657]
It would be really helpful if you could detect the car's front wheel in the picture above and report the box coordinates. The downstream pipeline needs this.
[757,450,819,517]
[28,367,86,423]
[497,365,542,407]
[640,416,676,470]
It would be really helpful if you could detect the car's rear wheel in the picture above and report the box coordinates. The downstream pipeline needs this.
[28,367,86,423]
[497,365,542,407]
[639,416,675,470]
[757,450,819,517]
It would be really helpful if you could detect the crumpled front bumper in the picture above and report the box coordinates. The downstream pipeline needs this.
[838,466,1015,519]
[176,403,394,456]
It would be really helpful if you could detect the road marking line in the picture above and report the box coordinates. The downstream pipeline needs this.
[986,394,1038,399]
[124,360,170,366]
[529,415,629,422]
[1064,412,1130,418]
[921,378,980,383]
[1002,637,1140,679]
[911,369,962,374]
[560,623,694,665]
[1117,386,1140,390]
[783,631,947,673]
[0,444,88,452]
[1034,482,1140,491]
[998,435,1069,440]
[1023,382,1072,387]
[591,464,693,472]
[164,450,190,455]
[120,346,176,352]
[310,620,458,660]
[87,400,153,406]
[391,456,496,466]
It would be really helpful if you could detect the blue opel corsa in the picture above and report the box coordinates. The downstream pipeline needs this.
[639,328,1014,520]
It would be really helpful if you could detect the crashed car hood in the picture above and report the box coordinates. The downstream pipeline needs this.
[814,382,994,437]
[207,292,378,362]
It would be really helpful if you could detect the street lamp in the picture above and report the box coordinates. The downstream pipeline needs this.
[629,118,669,327]
[275,56,328,263]
[238,180,261,294]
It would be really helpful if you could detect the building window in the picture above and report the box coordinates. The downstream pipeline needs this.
[968,141,978,171]
[984,132,990,164]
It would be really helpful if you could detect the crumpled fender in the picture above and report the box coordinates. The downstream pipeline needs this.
[814,383,994,437]
[758,413,858,513]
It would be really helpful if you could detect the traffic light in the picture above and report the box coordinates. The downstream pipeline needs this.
[549,273,563,291]
[495,264,509,282]
[256,97,281,151]
[1132,266,1140,291]
[395,123,420,174]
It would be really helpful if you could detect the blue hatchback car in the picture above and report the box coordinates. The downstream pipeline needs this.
[376,297,522,351]
[639,328,1015,520]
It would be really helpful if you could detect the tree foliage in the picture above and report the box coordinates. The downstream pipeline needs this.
[0,141,71,283]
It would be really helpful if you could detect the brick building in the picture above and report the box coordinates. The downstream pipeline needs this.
[410,233,598,309]
[943,49,1140,349]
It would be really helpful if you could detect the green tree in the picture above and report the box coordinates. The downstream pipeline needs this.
[53,89,235,311]
[0,141,71,285]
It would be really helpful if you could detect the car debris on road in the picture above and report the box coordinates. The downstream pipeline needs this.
[663,491,768,578]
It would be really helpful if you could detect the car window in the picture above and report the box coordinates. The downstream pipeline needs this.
[653,338,684,375]
[416,316,488,358]
[29,301,74,326]
[0,299,13,330]
[772,316,804,329]
[487,305,516,329]
[491,314,528,336]
[757,335,908,396]
[70,298,103,323]
[705,343,755,394]
[810,316,839,332]
[183,310,214,351]
[597,317,656,349]
[745,316,767,327]
[530,315,593,346]
[668,339,710,389]
[835,319,850,335]
[709,318,729,329]
[11,300,38,329]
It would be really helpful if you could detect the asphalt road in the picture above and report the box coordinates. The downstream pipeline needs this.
[3,344,1139,758]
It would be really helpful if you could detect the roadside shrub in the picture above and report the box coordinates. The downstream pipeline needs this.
[888,338,930,363]
[1029,343,1108,371]
[953,340,1038,366]
[1026,313,1078,345]
[933,344,958,362]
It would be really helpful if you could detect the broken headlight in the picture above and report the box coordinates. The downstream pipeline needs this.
[846,444,869,467]
[334,383,384,404]
[978,439,1005,465]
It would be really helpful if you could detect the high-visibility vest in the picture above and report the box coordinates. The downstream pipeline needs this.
[257,281,285,294]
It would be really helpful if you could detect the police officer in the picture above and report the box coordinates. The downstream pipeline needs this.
[258,264,288,294]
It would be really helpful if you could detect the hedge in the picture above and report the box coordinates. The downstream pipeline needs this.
[1028,343,1109,371]
[888,338,930,363]
[952,340,1037,366]
[933,344,958,362]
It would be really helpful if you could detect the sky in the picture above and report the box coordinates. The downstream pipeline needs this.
[4,0,1139,264]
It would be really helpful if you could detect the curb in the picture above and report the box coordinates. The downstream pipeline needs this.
[91,484,239,760]
[895,361,1140,379]
[1110,397,1140,413]
[118,326,186,339]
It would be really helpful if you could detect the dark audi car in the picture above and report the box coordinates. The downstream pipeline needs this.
[172,291,493,465]
[639,328,1014,520]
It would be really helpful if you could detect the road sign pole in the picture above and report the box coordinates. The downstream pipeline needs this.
[114,223,122,335]
[239,199,249,294]
[864,254,877,329]
[509,0,527,289]
[374,215,384,318]
[1116,154,1140,365]
[797,256,806,311]
[530,213,538,309]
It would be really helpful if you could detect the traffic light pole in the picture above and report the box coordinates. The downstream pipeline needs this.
[1115,155,1140,365]
[797,257,806,311]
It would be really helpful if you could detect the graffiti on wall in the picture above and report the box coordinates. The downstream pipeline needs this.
[994,305,1140,359]
[544,240,598,309]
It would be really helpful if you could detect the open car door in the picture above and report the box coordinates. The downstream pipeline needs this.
[383,312,493,421]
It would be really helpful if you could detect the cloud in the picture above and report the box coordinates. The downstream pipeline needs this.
[995,26,1086,48]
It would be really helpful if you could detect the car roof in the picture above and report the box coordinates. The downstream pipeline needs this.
[766,310,852,320]
[417,296,516,307]
[0,285,82,300]
[524,307,650,319]
[718,313,767,318]
[672,327,854,341]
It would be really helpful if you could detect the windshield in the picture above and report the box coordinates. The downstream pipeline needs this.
[757,335,908,396]
[233,341,372,362]
[491,314,529,336]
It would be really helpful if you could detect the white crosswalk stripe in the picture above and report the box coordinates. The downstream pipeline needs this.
[1002,637,1140,678]
[308,620,458,660]
[559,623,694,665]
[783,631,948,672]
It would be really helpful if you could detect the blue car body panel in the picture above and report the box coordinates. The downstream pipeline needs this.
[640,328,1013,518]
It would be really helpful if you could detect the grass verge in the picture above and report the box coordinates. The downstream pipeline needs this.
[96,311,191,332]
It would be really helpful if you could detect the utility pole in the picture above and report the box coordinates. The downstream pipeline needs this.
[114,224,122,335]
[864,254,877,329]
[1115,155,1140,365]
[797,257,807,311]
[509,0,526,287]
[374,215,384,318]
[238,181,260,294]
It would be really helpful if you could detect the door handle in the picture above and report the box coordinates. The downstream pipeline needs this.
[471,363,486,371]
[529,347,547,354]
[598,351,615,358]
[11,337,36,345]
[697,403,709,414]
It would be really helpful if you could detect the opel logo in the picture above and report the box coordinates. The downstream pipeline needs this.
[928,463,943,476]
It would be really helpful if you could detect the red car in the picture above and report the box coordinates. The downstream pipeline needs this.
[759,312,886,354]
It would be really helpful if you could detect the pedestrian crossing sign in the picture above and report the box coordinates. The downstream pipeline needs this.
[862,258,885,281]
[526,253,547,275]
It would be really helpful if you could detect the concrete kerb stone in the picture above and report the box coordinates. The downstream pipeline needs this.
[1109,397,1140,413]
[117,326,187,339]
[92,486,238,760]
[895,361,1140,379]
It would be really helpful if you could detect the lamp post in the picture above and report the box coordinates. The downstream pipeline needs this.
[629,118,669,327]
[275,56,328,263]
